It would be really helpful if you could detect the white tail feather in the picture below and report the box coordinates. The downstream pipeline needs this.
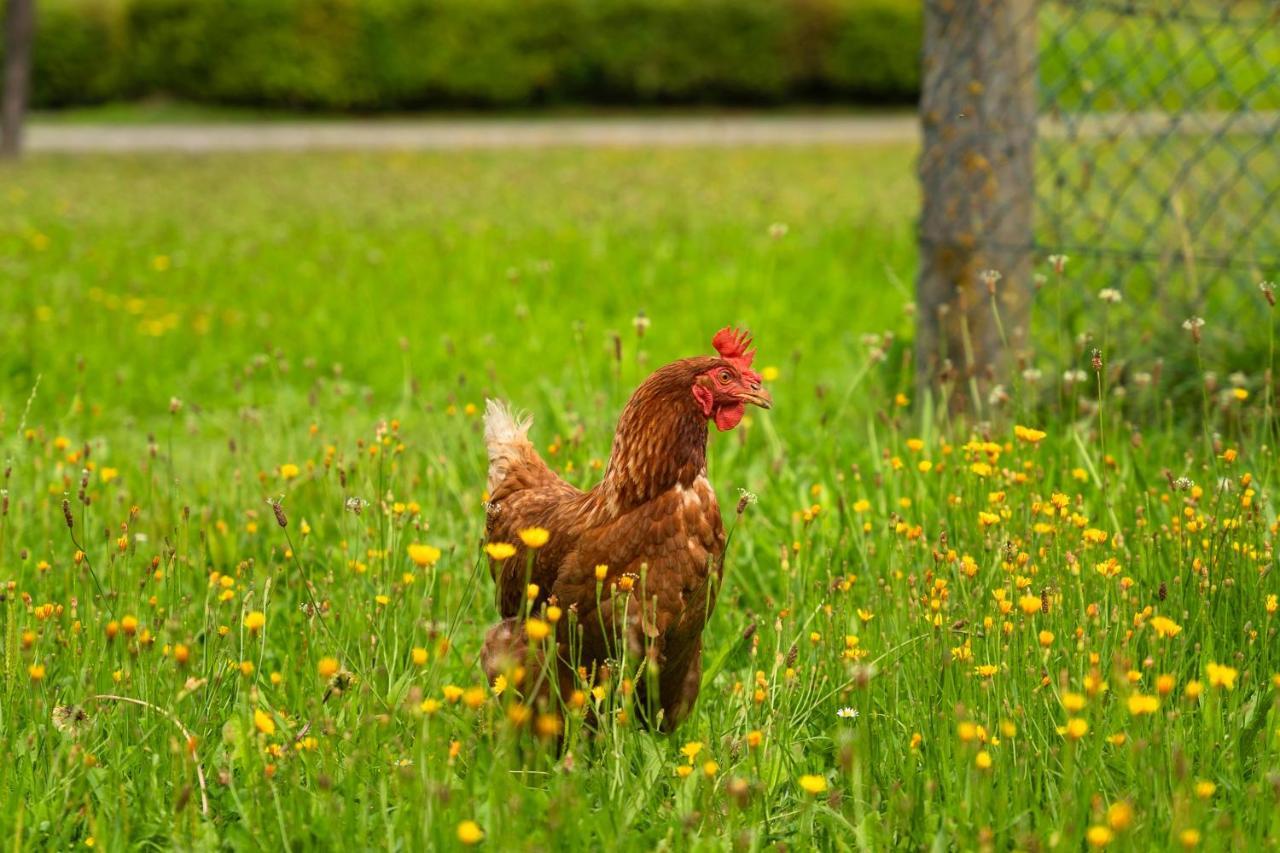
[484,398,533,492]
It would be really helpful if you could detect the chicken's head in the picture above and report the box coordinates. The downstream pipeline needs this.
[692,326,772,431]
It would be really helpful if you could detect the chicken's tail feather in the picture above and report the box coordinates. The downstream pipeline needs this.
[484,398,534,492]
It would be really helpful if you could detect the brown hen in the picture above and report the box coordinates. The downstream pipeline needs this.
[480,327,771,731]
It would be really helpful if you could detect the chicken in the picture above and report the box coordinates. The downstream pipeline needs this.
[480,327,771,731]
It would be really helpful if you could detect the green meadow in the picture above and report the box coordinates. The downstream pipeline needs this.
[1,147,1277,850]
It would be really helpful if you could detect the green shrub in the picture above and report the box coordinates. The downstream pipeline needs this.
[31,0,129,106]
[576,0,794,103]
[24,0,924,110]
[822,0,922,100]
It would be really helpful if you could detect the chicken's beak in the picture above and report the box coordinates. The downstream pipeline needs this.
[740,387,773,410]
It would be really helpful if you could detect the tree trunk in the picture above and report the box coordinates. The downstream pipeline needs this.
[2,0,35,159]
[916,0,1037,413]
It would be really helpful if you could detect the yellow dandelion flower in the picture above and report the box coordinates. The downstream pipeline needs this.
[680,741,703,763]
[1107,801,1133,831]
[244,611,266,632]
[485,542,516,560]
[1014,425,1046,444]
[798,774,828,795]
[318,657,340,678]
[974,750,992,770]
[519,527,550,548]
[525,618,551,642]
[407,543,442,568]
[1206,662,1238,690]
[1086,826,1114,848]
[254,709,275,735]
[456,820,484,846]
[1127,693,1159,715]
[280,463,300,480]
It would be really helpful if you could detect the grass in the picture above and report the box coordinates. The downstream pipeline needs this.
[1,146,1278,850]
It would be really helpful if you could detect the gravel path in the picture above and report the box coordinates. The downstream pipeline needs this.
[26,115,919,152]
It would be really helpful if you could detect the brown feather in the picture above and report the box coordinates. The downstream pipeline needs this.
[482,355,736,729]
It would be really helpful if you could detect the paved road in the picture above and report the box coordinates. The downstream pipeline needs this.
[26,115,919,152]
[29,110,1265,152]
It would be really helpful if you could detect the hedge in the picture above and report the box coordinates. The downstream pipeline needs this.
[26,0,922,110]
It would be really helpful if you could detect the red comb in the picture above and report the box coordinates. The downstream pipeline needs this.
[712,326,761,381]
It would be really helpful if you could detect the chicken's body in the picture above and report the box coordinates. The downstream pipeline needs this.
[481,331,769,731]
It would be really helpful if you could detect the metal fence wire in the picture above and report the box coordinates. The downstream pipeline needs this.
[917,0,1280,393]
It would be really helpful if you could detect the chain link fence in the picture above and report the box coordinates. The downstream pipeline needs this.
[917,0,1279,401]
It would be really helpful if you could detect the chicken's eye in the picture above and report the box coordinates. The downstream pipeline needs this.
[718,370,732,383]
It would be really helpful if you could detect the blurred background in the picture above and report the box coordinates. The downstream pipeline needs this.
[1,0,1277,417]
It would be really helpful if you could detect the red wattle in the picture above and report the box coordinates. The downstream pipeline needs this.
[713,402,744,431]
